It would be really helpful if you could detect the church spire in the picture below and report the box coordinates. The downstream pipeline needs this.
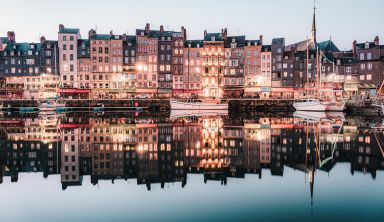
[311,2,317,43]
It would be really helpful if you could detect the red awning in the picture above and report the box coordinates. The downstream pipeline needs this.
[57,88,91,94]
[58,124,92,129]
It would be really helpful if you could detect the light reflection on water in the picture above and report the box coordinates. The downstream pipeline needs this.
[0,111,383,221]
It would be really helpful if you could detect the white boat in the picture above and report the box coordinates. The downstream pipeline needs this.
[39,100,66,112]
[170,109,228,119]
[170,99,228,110]
[293,99,327,111]
[322,99,346,111]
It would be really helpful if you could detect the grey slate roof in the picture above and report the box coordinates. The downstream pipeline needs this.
[58,27,80,34]
[262,45,271,51]
[245,40,261,46]
[204,33,224,42]
[272,38,285,45]
[224,36,245,48]
[185,40,204,48]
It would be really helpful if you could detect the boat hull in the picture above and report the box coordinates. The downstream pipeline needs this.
[170,100,228,110]
[324,101,345,111]
[293,101,327,111]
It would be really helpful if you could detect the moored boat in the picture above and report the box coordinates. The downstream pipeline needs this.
[293,99,327,111]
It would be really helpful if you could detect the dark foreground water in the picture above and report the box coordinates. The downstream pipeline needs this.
[0,111,383,221]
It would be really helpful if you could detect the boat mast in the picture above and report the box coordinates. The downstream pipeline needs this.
[306,37,309,98]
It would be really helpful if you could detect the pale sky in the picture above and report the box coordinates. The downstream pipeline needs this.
[0,0,383,50]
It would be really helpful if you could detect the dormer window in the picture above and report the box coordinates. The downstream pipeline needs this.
[365,42,369,49]
[141,31,144,36]
[31,45,35,49]
[232,38,236,43]
[197,44,200,48]
[211,36,215,41]
[188,44,191,48]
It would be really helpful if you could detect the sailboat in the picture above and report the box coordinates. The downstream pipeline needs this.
[294,6,345,112]
[293,37,326,111]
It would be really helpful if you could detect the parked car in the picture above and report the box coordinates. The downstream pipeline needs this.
[135,94,150,99]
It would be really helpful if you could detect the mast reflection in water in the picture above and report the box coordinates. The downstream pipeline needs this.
[0,111,384,221]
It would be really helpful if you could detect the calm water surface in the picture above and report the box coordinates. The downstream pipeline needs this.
[0,111,383,222]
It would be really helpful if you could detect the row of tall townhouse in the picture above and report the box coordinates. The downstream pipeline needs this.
[1,14,384,100]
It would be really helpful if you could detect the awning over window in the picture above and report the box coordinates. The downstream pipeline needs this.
[57,88,91,94]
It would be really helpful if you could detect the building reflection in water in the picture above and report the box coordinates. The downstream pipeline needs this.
[0,112,383,201]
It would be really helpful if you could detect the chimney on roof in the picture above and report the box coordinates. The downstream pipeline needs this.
[204,30,207,37]
[110,30,113,36]
[40,36,46,43]
[59,24,64,30]
[160,25,164,32]
[181,26,186,39]
[88,29,96,39]
[7,31,15,42]
[352,40,357,58]
[145,23,150,33]
[222,28,228,41]
[374,36,379,45]
[122,33,127,41]
[259,35,263,45]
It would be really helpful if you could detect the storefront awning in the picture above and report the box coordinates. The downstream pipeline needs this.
[271,88,294,92]
[57,88,91,94]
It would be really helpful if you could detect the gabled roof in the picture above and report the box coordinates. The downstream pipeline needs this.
[58,27,80,34]
[285,39,315,52]
[204,33,224,42]
[318,40,340,53]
